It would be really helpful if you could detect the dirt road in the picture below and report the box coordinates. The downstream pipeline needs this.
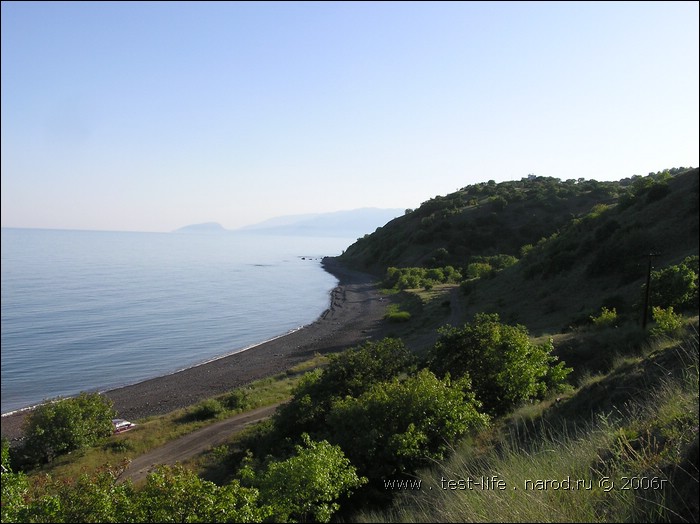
[118,403,279,484]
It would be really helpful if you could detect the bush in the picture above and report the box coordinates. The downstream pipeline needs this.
[650,306,684,337]
[1,439,29,523]
[3,462,268,523]
[273,338,416,439]
[138,465,268,523]
[190,399,224,421]
[327,369,489,479]
[590,307,619,328]
[241,434,366,523]
[650,256,699,311]
[385,304,411,322]
[383,266,462,290]
[466,262,493,279]
[428,313,572,416]
[23,392,116,464]
[224,389,251,411]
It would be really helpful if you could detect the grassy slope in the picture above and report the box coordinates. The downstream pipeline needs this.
[342,169,698,335]
[344,169,699,522]
[14,169,698,522]
[353,322,699,523]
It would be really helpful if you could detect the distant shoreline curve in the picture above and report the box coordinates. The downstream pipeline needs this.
[1,257,388,442]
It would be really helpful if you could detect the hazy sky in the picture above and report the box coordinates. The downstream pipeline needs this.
[2,1,698,233]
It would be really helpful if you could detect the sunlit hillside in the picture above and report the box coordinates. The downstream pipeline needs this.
[3,168,697,524]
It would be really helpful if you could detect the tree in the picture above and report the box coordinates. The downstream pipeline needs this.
[650,256,699,311]
[466,262,493,279]
[23,392,116,464]
[18,465,137,523]
[137,465,267,523]
[241,434,366,523]
[274,338,415,439]
[426,267,445,283]
[327,369,489,479]
[490,195,508,211]
[1,438,30,523]
[2,462,267,523]
[428,313,571,416]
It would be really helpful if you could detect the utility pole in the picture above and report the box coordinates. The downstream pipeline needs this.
[642,252,660,329]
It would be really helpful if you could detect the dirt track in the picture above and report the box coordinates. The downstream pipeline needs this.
[118,403,280,484]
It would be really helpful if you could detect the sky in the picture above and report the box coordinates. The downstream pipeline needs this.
[1,1,698,233]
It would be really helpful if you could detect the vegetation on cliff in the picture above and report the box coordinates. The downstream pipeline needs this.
[2,167,697,523]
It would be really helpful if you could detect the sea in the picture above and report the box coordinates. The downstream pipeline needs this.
[0,227,354,415]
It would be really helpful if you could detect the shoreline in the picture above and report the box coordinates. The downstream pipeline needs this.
[0,325,310,420]
[1,257,388,442]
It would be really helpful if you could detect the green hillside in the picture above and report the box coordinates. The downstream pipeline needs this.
[342,176,622,272]
[3,168,697,523]
[340,168,698,336]
[341,168,697,274]
[339,167,699,523]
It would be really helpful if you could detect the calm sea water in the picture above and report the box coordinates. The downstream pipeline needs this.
[1,228,353,414]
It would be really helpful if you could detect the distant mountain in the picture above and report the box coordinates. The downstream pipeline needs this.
[172,208,406,238]
[173,222,228,234]
[236,208,405,238]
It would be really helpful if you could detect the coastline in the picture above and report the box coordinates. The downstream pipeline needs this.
[1,257,387,442]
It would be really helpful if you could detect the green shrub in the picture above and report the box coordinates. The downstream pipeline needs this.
[385,304,411,322]
[104,440,133,453]
[650,306,683,337]
[273,338,416,439]
[650,256,699,311]
[223,389,251,411]
[241,434,366,523]
[327,369,489,478]
[466,262,493,279]
[428,313,572,416]
[383,266,462,290]
[190,398,224,421]
[23,392,116,464]
[590,306,619,328]
[1,439,28,523]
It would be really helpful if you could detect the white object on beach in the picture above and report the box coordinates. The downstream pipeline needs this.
[112,418,137,434]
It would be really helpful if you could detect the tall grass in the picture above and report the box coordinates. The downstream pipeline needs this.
[354,330,699,523]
